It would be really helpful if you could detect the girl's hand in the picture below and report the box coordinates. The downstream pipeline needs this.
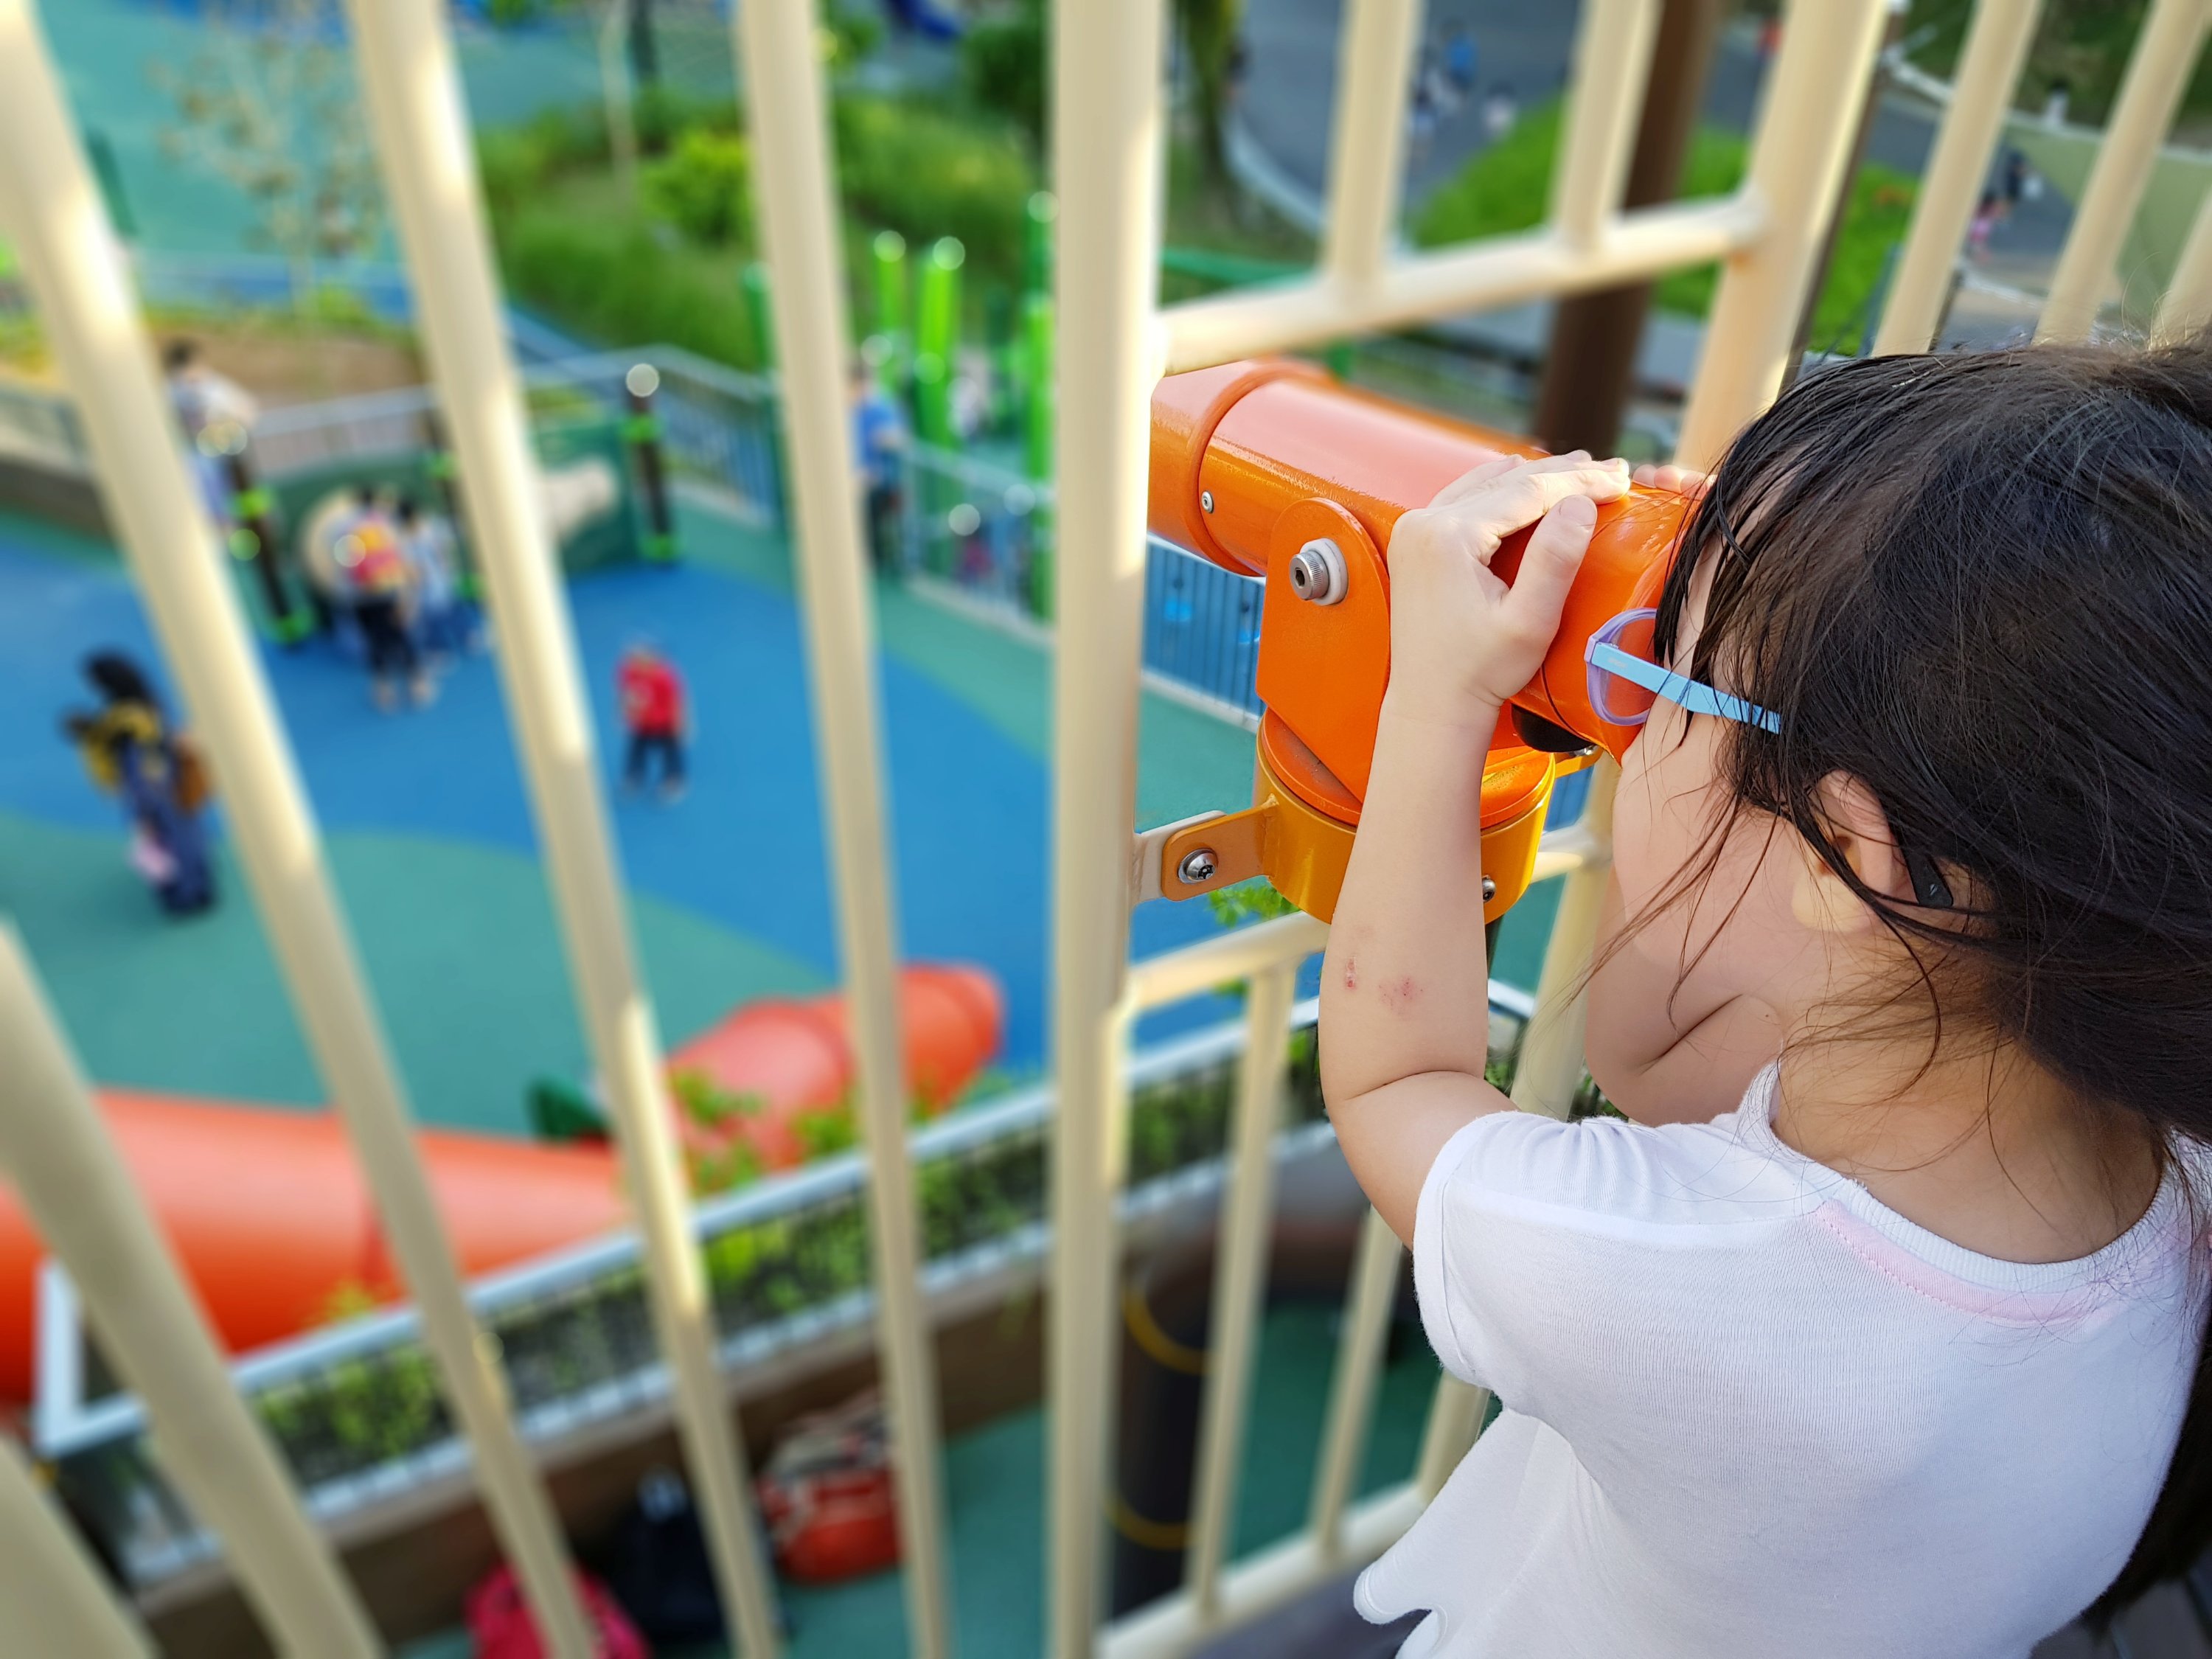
[1385,453,1630,720]
[1630,462,1710,498]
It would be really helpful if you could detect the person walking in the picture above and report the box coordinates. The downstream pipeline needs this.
[61,652,215,916]
[617,641,689,804]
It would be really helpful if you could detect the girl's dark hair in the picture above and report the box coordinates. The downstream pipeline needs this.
[1658,336,2212,1618]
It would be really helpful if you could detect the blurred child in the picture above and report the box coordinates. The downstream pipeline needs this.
[340,490,432,712]
[395,495,477,663]
[618,641,689,804]
[62,652,215,916]
[1968,189,2003,261]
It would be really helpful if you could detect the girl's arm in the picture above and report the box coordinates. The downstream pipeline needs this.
[1321,454,1630,1243]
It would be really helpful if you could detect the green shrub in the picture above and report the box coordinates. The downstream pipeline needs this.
[1412,101,1917,349]
[493,206,766,369]
[834,95,1038,283]
[644,127,754,246]
[961,0,1046,156]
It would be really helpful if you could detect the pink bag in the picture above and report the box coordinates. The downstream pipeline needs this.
[465,1564,649,1659]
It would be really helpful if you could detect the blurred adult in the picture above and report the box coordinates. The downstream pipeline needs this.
[161,338,258,523]
[61,652,215,917]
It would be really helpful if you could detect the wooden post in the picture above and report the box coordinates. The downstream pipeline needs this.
[1532,0,1725,456]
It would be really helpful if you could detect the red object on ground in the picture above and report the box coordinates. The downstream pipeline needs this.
[757,1390,902,1583]
[466,1564,647,1659]
[0,964,1003,1403]
[666,963,1004,1172]
[618,652,684,735]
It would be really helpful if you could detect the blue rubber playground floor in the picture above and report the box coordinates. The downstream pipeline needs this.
[0,492,1300,1130]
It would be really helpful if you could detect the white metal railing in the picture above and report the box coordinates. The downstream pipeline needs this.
[0,0,2202,1655]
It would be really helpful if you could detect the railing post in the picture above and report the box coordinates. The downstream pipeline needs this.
[338,5,783,1655]
[2157,186,2212,340]
[1510,763,1618,1121]
[729,3,955,1655]
[1318,0,1421,294]
[1873,0,2042,356]
[1550,0,1664,252]
[0,930,381,1658]
[1184,963,1299,1617]
[0,4,596,1652]
[1674,0,1891,467]
[2037,0,2212,344]
[1307,1208,1404,1559]
[1050,0,1169,1649]
[0,1432,156,1658]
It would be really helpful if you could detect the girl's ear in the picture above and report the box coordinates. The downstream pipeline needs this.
[1790,773,1915,933]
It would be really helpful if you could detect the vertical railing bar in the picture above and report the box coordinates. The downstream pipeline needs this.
[1872,0,2042,355]
[2156,184,2212,339]
[0,1425,155,1656]
[0,5,597,1653]
[1050,0,1169,1649]
[2037,0,2212,344]
[728,3,954,1655]
[0,931,381,1658]
[1184,962,1300,1616]
[339,6,784,1656]
[1551,0,1664,251]
[1414,1376,1492,1502]
[1307,1207,1404,1558]
[1674,0,1893,467]
[1318,0,1422,292]
[1509,763,1618,1121]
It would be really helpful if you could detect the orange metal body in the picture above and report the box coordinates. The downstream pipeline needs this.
[1152,363,1688,769]
[0,968,1006,1402]
[1148,362,1686,920]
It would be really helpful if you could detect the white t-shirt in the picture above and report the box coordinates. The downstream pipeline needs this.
[1356,1068,2205,1658]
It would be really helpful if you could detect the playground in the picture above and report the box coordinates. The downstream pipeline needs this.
[0,487,1284,1130]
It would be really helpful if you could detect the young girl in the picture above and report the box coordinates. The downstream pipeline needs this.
[1321,340,2212,1657]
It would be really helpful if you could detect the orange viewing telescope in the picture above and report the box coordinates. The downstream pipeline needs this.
[1144,359,1695,924]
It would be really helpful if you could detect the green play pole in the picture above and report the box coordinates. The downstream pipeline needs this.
[740,260,774,370]
[872,229,908,385]
[1025,189,1056,294]
[912,236,964,448]
[1023,288,1054,618]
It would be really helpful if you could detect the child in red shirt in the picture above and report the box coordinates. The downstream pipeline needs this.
[617,641,688,803]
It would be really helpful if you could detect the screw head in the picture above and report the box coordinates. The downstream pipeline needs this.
[1287,538,1348,605]
[1481,876,1498,902]
[1178,846,1219,885]
[1200,490,1215,513]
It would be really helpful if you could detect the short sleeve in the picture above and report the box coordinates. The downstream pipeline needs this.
[1409,1105,1798,1424]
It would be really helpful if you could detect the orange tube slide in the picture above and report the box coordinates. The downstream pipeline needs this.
[0,965,1006,1403]
[666,964,1004,1171]
[0,1091,629,1402]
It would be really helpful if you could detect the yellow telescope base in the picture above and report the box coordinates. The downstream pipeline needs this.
[1157,745,1555,926]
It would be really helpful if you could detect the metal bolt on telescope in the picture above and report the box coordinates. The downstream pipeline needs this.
[1142,359,1695,923]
